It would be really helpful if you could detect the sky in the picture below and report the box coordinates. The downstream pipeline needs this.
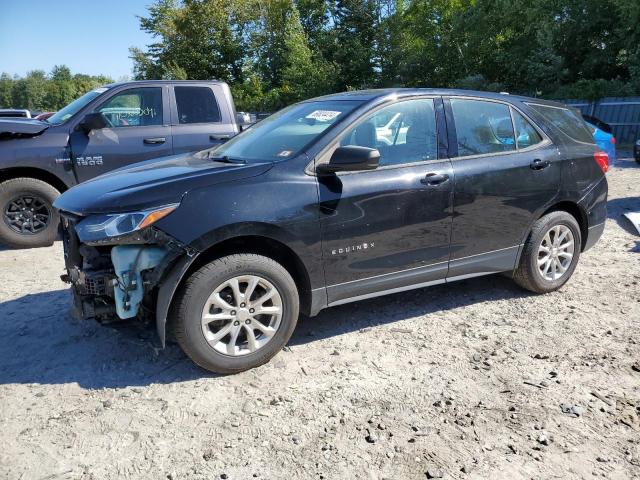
[0,0,154,79]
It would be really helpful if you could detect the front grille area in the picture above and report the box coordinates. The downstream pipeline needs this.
[78,272,112,296]
[83,275,105,296]
[59,210,116,301]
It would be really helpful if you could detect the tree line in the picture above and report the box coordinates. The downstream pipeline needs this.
[131,0,640,111]
[0,66,113,112]
[2,0,639,113]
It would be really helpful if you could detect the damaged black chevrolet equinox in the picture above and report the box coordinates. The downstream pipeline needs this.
[55,89,608,373]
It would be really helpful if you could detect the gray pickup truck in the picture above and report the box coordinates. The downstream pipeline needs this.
[0,80,240,248]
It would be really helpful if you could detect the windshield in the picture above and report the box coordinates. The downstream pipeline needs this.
[46,87,109,125]
[211,100,364,162]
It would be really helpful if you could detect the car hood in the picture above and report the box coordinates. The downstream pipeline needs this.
[0,119,49,139]
[54,151,273,215]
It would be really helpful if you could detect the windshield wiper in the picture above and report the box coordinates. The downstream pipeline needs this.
[209,154,246,164]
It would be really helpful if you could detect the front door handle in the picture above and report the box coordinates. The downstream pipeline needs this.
[210,134,232,141]
[143,137,166,145]
[421,173,450,186]
[530,158,551,170]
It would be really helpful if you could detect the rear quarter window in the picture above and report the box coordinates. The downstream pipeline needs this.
[527,104,594,144]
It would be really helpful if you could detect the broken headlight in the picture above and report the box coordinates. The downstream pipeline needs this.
[75,204,179,243]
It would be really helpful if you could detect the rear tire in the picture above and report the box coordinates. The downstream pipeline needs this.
[513,211,581,293]
[173,254,299,374]
[0,178,60,248]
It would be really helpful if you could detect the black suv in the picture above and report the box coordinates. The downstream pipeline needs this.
[55,89,608,373]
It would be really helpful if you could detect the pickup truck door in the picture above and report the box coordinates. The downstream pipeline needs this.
[169,84,238,154]
[69,86,173,182]
[318,97,453,305]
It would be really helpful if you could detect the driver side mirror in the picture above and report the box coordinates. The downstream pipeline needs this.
[317,145,380,174]
[78,112,108,134]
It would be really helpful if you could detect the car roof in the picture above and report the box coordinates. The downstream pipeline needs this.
[103,79,228,88]
[307,88,566,108]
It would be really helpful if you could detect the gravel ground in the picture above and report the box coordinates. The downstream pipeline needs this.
[1,159,639,480]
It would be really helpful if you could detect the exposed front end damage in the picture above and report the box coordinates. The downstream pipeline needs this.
[0,119,49,140]
[59,211,194,331]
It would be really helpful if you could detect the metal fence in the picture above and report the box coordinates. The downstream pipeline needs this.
[560,97,640,147]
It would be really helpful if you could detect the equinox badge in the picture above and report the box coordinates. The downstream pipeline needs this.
[331,242,375,255]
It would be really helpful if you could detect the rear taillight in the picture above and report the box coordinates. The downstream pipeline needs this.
[594,151,609,173]
[610,136,616,144]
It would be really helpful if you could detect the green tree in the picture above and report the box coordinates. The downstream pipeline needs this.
[330,0,379,90]
[130,0,640,108]
[250,0,333,108]
[0,67,112,111]
[0,73,14,108]
[12,70,48,111]
[45,65,77,110]
[131,0,251,82]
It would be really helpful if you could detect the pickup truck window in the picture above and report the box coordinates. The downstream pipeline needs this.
[46,87,109,125]
[175,86,221,124]
[96,88,163,127]
[212,100,364,162]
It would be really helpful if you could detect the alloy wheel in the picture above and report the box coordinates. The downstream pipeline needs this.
[201,275,283,356]
[537,224,575,281]
[3,195,51,234]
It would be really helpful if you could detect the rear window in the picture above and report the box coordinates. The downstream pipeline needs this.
[450,98,516,157]
[175,86,221,124]
[527,104,594,144]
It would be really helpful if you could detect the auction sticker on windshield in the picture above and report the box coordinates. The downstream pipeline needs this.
[306,110,342,122]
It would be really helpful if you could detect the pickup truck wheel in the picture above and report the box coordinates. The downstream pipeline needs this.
[0,178,60,248]
[173,254,299,374]
[513,211,581,293]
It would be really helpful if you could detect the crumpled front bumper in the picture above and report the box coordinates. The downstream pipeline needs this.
[59,212,188,326]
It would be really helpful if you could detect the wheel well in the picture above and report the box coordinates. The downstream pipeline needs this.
[180,235,312,316]
[541,201,588,250]
[0,168,69,194]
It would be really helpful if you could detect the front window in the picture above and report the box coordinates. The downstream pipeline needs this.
[96,87,163,127]
[46,87,109,125]
[340,98,438,166]
[211,100,364,162]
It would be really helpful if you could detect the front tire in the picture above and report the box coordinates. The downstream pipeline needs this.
[513,211,581,293]
[0,178,60,248]
[173,254,299,374]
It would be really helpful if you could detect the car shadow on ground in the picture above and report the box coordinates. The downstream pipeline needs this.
[0,274,533,389]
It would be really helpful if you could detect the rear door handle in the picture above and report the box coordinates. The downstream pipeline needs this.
[530,158,551,170]
[143,137,166,145]
[210,134,232,141]
[421,173,450,186]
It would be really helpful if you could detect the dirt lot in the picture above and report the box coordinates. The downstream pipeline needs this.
[1,159,639,480]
